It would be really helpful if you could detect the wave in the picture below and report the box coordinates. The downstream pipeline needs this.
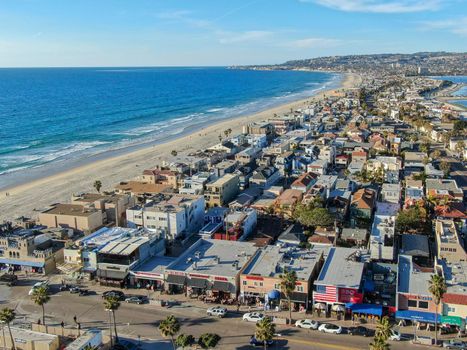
[206,108,226,113]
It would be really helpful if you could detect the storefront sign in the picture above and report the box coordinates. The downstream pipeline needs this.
[338,287,360,303]
[214,276,228,281]
[189,273,209,279]
[245,275,264,281]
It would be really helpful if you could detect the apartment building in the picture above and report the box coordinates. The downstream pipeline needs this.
[435,219,466,262]
[204,173,240,207]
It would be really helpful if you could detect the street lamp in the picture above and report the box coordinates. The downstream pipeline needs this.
[105,309,113,348]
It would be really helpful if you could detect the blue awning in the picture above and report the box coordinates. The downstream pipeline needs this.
[0,258,44,268]
[268,289,280,300]
[349,303,383,316]
[395,310,440,324]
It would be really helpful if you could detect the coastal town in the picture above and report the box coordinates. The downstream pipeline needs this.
[0,70,466,350]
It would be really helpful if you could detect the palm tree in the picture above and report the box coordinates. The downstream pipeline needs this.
[369,316,391,350]
[224,129,229,138]
[103,296,121,343]
[255,317,275,350]
[279,268,297,324]
[0,307,16,350]
[428,274,447,345]
[31,286,50,327]
[439,161,451,177]
[159,315,180,350]
[93,180,102,193]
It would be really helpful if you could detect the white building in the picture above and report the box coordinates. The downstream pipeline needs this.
[370,202,398,261]
[381,183,401,204]
[126,194,205,239]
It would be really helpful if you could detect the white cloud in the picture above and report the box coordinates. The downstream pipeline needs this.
[286,37,342,48]
[218,31,274,44]
[157,10,211,28]
[302,0,442,13]
[419,17,467,36]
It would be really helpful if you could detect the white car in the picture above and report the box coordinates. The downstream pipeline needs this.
[389,329,401,341]
[318,323,342,334]
[295,319,319,330]
[206,306,227,318]
[28,281,49,296]
[242,312,265,323]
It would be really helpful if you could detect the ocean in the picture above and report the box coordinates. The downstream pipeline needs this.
[0,67,340,186]
[434,75,467,108]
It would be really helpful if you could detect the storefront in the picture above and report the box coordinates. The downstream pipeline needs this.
[347,303,383,321]
[97,269,129,288]
[187,277,209,297]
[210,280,235,300]
[132,271,165,291]
[282,292,309,312]
[440,315,465,330]
[395,310,440,324]
[165,274,186,294]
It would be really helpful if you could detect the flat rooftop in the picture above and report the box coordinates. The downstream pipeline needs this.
[131,256,176,276]
[9,327,57,344]
[166,239,258,278]
[242,245,328,281]
[99,233,157,255]
[397,255,432,295]
[207,173,238,186]
[79,227,138,248]
[41,203,98,217]
[316,247,365,289]
[440,260,467,295]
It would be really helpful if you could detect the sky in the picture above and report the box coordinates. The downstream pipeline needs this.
[0,0,466,67]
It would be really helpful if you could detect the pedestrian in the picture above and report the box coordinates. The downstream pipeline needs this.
[236,302,240,313]
[73,315,77,324]
[77,323,81,331]
[61,321,64,328]
[37,319,41,325]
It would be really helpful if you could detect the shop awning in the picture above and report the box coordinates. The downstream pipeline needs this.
[0,258,44,268]
[395,310,439,324]
[440,315,464,327]
[97,269,128,280]
[268,290,280,300]
[166,274,186,286]
[188,278,208,289]
[211,281,232,293]
[289,292,308,303]
[349,303,383,317]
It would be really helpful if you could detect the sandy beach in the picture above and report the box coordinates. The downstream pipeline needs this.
[0,72,361,221]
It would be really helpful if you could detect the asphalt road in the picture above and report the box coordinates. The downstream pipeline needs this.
[0,279,438,350]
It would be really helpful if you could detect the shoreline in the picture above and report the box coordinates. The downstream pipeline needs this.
[0,72,361,221]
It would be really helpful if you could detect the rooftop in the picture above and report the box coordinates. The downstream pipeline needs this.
[242,245,327,280]
[166,238,258,278]
[397,255,432,295]
[41,203,99,217]
[315,247,365,289]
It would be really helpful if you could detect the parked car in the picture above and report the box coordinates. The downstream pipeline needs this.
[242,312,265,323]
[78,289,90,296]
[0,274,18,287]
[389,329,401,341]
[70,287,81,294]
[207,306,227,318]
[102,290,126,300]
[348,326,373,337]
[295,319,319,330]
[125,296,147,304]
[250,336,274,347]
[318,323,342,334]
[59,284,72,291]
[443,339,467,349]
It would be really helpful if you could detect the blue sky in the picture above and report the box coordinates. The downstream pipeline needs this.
[0,0,466,67]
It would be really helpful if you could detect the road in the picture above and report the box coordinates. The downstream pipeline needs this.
[0,278,437,350]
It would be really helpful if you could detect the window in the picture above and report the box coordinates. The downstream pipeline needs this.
[447,306,456,312]
[418,301,429,309]
[259,282,263,287]
[242,281,247,286]
[274,283,280,290]
[408,300,417,307]
[296,286,304,292]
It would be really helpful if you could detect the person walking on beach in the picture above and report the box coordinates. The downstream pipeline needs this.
[73,315,77,324]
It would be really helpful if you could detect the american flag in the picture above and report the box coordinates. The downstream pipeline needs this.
[314,285,337,303]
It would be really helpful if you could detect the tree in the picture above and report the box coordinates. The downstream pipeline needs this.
[224,129,229,138]
[369,316,391,350]
[93,180,102,193]
[439,161,451,177]
[455,141,465,158]
[31,286,50,326]
[279,268,297,323]
[431,149,441,159]
[440,132,452,147]
[104,296,121,344]
[198,333,221,349]
[175,334,194,349]
[255,317,275,350]
[296,207,334,228]
[420,141,431,154]
[171,150,177,157]
[0,307,16,350]
[159,315,180,350]
[396,206,427,233]
[428,274,447,345]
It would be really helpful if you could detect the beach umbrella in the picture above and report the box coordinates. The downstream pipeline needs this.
[314,303,326,310]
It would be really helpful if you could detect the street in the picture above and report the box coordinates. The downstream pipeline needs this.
[0,277,441,350]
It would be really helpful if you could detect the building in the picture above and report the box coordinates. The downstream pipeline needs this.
[114,181,171,197]
[340,228,368,247]
[179,172,214,195]
[164,239,258,298]
[39,203,105,234]
[380,183,401,204]
[235,147,261,165]
[291,172,317,193]
[426,179,464,202]
[71,192,135,226]
[396,255,438,324]
[313,247,365,312]
[96,230,165,287]
[204,173,240,207]
[350,188,377,228]
[274,189,303,218]
[214,209,257,241]
[0,327,59,350]
[240,245,327,310]
[137,169,179,188]
[0,229,64,275]
[370,202,398,262]
[435,219,466,262]
[126,194,205,240]
[249,166,281,189]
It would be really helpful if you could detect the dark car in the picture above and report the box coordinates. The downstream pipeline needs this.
[102,290,125,300]
[250,336,274,347]
[78,289,90,296]
[348,326,373,337]
[59,284,72,291]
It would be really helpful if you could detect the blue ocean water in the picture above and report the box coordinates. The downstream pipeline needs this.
[0,67,340,182]
[434,75,467,108]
